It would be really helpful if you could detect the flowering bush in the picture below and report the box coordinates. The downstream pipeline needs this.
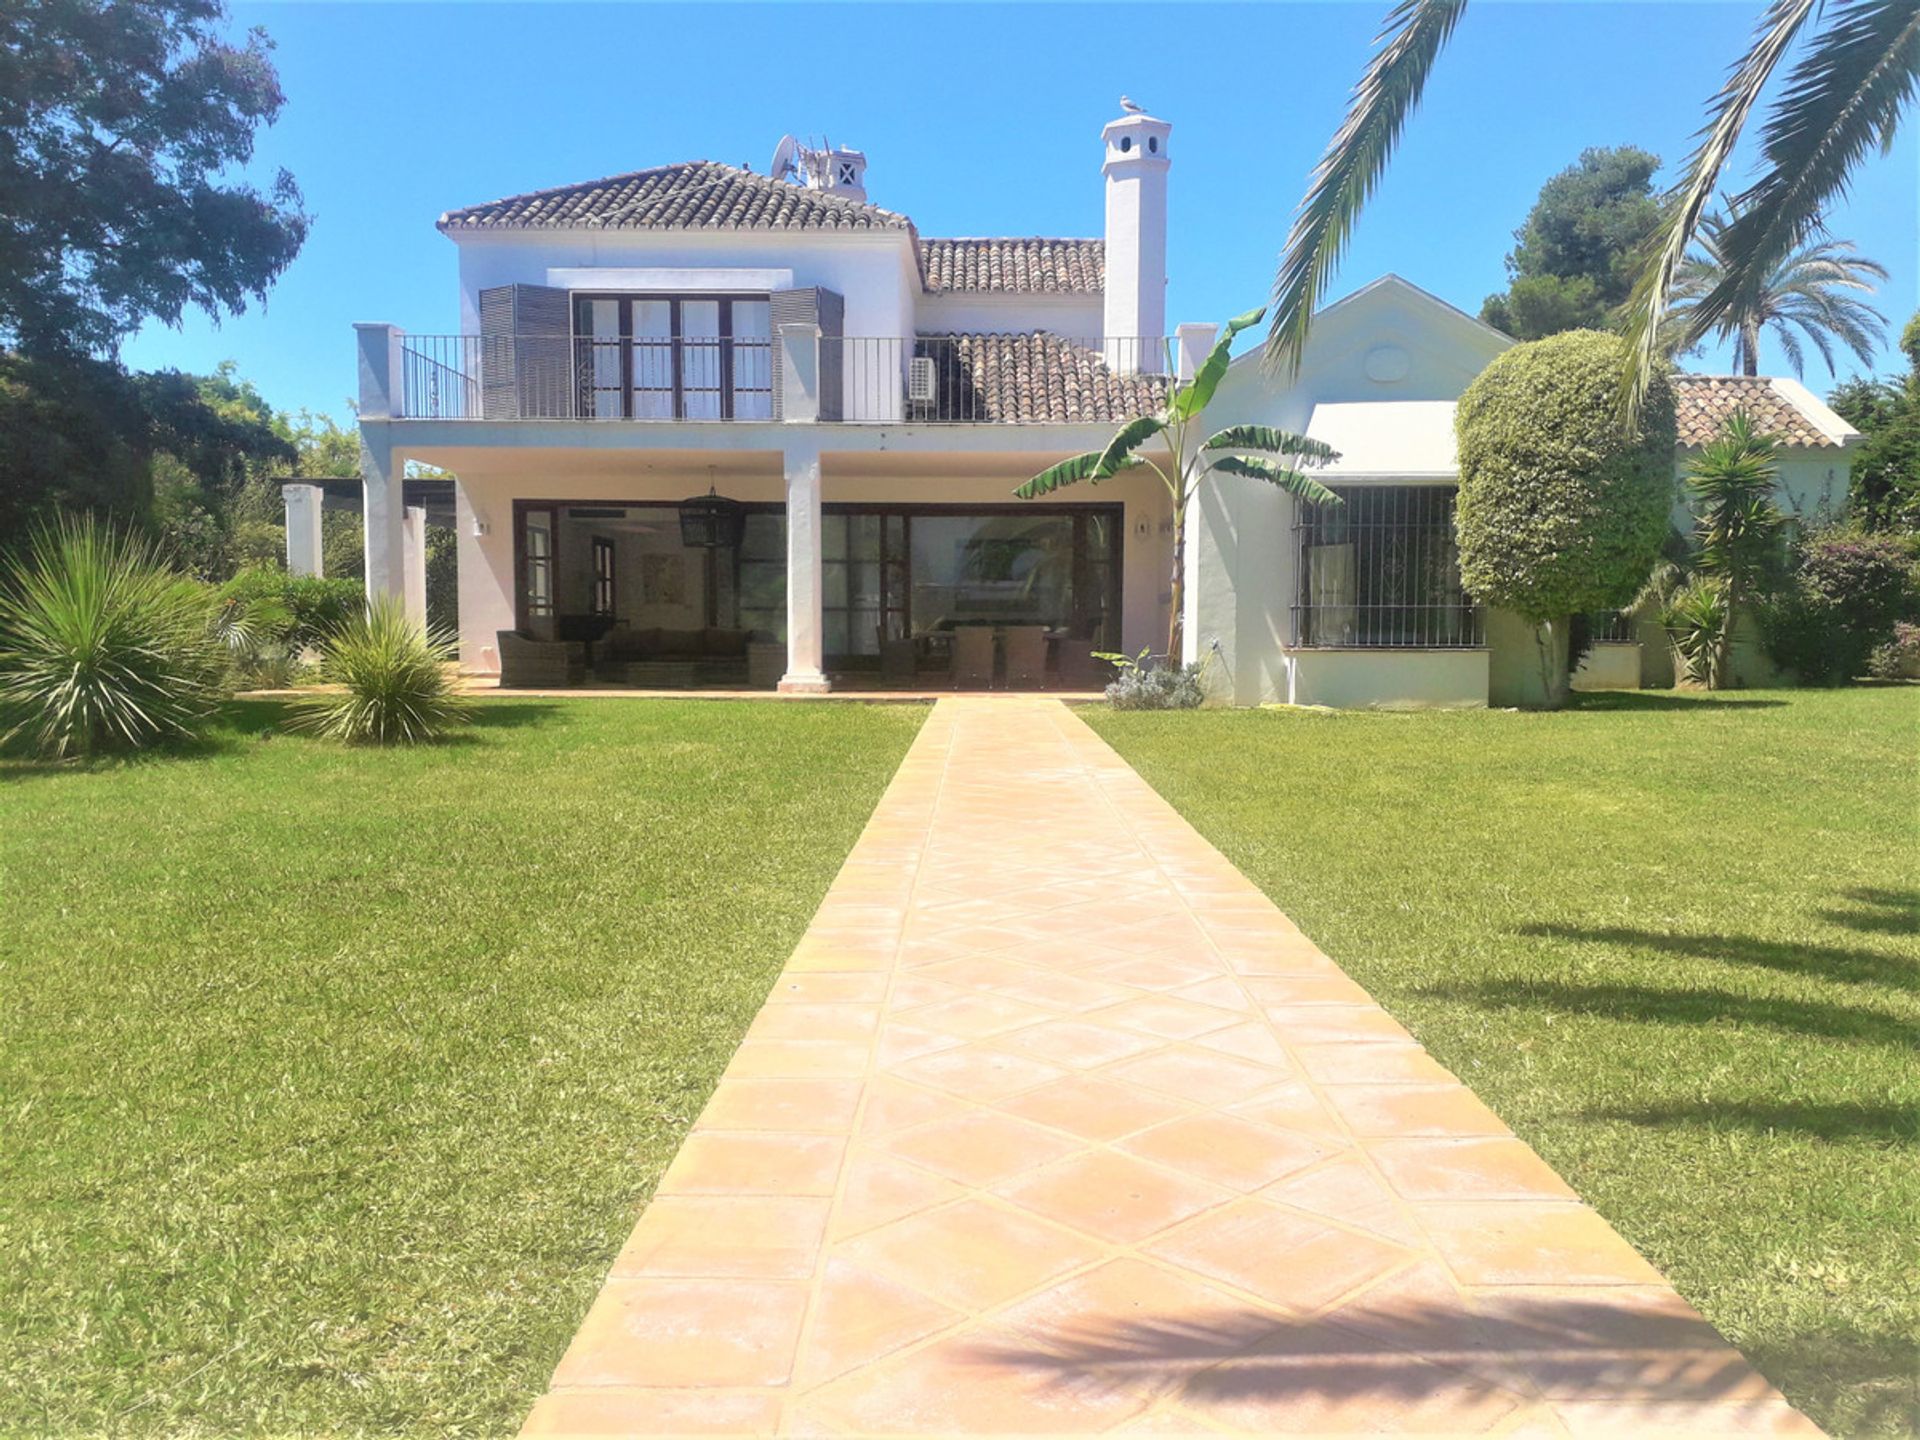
[1761,529,1918,684]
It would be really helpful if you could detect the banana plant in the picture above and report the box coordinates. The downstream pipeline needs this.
[1015,306,1341,663]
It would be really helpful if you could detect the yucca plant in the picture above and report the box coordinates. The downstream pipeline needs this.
[0,516,226,759]
[1684,410,1788,687]
[293,595,467,744]
[1660,577,1732,687]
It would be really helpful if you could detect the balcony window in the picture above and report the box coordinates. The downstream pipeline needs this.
[1293,485,1482,648]
[572,294,771,420]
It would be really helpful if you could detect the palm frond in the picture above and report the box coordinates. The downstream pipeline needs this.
[1208,455,1344,505]
[1015,450,1117,499]
[1263,0,1468,377]
[1621,0,1821,415]
[1700,0,1920,336]
[1202,424,1339,466]
[1169,307,1265,420]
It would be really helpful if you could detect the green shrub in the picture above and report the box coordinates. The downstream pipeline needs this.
[0,516,226,758]
[1101,650,1206,710]
[218,566,364,653]
[293,595,467,744]
[1760,529,1918,684]
[1868,621,1920,680]
[1454,330,1677,704]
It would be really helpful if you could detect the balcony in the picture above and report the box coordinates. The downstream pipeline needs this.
[389,331,1171,425]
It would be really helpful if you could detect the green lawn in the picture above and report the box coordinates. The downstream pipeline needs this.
[0,698,925,1437]
[1087,686,1919,1437]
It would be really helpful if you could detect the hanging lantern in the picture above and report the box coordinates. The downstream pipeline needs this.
[679,481,745,549]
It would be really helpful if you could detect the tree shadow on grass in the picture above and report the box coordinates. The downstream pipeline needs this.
[1822,888,1920,939]
[1568,691,1788,712]
[1517,922,1917,992]
[464,701,563,731]
[1423,976,1919,1050]
[1588,1099,1919,1145]
[1743,1325,1920,1437]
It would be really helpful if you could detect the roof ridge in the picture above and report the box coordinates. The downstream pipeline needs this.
[439,160,702,226]
[921,235,1103,244]
[439,158,914,232]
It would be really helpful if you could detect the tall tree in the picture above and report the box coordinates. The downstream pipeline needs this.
[1264,0,1920,419]
[1670,201,1888,377]
[1831,311,1920,528]
[0,0,309,356]
[1480,148,1664,340]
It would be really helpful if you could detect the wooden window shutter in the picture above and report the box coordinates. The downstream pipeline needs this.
[479,284,572,419]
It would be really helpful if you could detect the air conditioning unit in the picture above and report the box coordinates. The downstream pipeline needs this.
[908,355,937,403]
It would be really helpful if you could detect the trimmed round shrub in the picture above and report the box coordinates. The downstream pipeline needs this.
[1454,330,1678,622]
[0,516,226,758]
[293,595,467,744]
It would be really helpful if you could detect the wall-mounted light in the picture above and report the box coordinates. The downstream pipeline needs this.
[471,516,491,538]
[1133,517,1152,542]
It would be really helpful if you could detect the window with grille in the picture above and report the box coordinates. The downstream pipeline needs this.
[1293,485,1482,648]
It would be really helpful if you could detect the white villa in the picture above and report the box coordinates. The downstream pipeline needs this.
[300,106,1863,706]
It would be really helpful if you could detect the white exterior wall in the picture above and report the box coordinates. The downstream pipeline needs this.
[915,293,1105,339]
[1671,448,1852,533]
[1572,642,1642,692]
[1287,650,1489,709]
[1190,279,1512,707]
[454,230,919,341]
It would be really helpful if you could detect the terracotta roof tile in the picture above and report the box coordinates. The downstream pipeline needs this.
[438,161,911,232]
[919,238,1104,295]
[1671,374,1837,449]
[914,333,1167,423]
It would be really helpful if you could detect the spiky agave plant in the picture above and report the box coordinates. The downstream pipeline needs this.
[294,595,467,744]
[0,516,226,759]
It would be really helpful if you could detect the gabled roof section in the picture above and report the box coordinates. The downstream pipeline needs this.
[1227,274,1514,375]
[1671,374,1859,450]
[438,160,913,233]
[919,238,1104,295]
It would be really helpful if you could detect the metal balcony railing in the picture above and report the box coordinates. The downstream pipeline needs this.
[394,332,1173,424]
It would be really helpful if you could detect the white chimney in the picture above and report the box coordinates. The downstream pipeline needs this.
[1102,108,1170,375]
[810,145,867,203]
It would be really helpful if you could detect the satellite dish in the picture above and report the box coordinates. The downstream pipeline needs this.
[769,135,799,182]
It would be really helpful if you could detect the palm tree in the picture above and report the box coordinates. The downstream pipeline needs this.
[1016,307,1341,662]
[1264,0,1920,417]
[1671,201,1888,377]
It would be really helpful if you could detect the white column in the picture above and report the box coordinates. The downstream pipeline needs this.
[779,444,830,693]
[361,426,405,605]
[402,505,428,629]
[1175,323,1219,383]
[778,322,821,424]
[355,322,405,418]
[282,483,324,577]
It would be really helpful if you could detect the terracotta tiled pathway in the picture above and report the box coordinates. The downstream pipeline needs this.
[523,697,1818,1438]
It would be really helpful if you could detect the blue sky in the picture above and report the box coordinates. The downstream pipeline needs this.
[123,1,1919,421]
